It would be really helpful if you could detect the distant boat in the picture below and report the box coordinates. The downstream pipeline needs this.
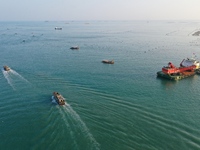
[55,27,62,30]
[102,60,114,64]
[3,66,10,71]
[192,31,200,36]
[70,46,79,50]
[53,92,65,105]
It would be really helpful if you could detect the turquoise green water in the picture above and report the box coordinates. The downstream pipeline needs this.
[1,21,200,150]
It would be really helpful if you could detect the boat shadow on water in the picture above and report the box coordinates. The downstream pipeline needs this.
[156,77,179,90]
[156,74,199,90]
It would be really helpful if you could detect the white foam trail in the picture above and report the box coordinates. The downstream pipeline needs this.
[52,95,100,149]
[10,69,29,83]
[57,106,79,150]
[63,104,100,150]
[2,69,16,90]
[51,96,57,104]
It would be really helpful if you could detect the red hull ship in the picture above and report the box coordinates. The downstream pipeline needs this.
[157,56,200,80]
[162,62,196,74]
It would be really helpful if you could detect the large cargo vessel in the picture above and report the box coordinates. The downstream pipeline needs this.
[157,57,199,80]
[180,57,200,69]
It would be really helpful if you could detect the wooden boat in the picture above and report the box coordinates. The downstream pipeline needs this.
[3,66,10,71]
[102,60,114,64]
[55,27,62,30]
[53,92,65,105]
[70,46,79,50]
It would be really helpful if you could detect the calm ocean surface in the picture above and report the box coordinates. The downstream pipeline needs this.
[1,20,200,150]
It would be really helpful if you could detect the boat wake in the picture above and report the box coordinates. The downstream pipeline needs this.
[2,68,30,90]
[57,106,79,149]
[2,69,16,90]
[9,69,29,83]
[59,104,100,150]
[51,96,57,104]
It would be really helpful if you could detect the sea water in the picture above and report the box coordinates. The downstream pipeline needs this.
[1,20,200,150]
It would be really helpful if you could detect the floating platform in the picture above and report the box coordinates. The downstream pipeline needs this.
[157,71,196,80]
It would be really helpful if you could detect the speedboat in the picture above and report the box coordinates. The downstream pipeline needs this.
[70,46,79,50]
[53,92,65,105]
[102,60,114,64]
[3,66,10,71]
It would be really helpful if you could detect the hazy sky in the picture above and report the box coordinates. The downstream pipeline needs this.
[0,0,200,21]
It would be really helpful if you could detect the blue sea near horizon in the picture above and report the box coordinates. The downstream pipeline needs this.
[1,20,200,150]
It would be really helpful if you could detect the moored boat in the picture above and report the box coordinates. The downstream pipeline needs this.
[3,66,10,71]
[102,60,114,64]
[158,61,197,80]
[162,62,196,74]
[195,68,200,75]
[55,27,62,30]
[180,57,200,69]
[157,70,195,80]
[53,92,65,105]
[70,46,79,50]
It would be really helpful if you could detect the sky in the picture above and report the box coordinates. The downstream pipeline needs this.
[0,0,200,21]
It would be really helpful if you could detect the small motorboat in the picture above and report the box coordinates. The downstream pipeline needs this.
[102,60,114,64]
[3,66,10,71]
[70,46,79,50]
[53,92,65,105]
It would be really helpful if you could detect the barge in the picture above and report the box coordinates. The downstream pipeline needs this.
[53,92,65,105]
[157,71,196,80]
